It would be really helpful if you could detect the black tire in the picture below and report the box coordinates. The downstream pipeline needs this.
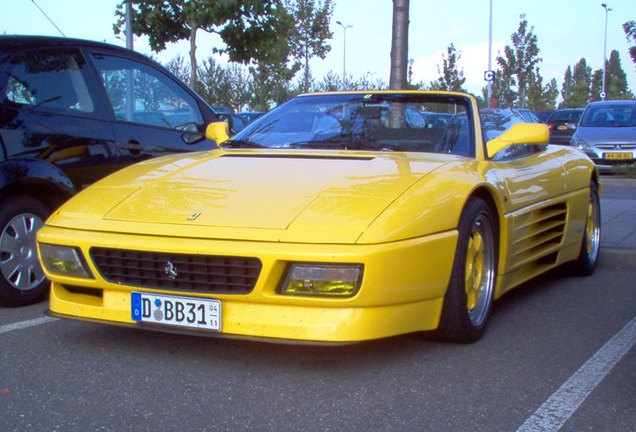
[572,182,601,276]
[437,197,498,343]
[0,196,51,307]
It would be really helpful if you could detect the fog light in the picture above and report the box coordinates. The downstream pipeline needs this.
[39,244,93,278]
[281,264,362,297]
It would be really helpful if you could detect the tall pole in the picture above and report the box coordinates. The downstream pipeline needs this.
[601,3,611,100]
[336,21,352,90]
[487,0,493,107]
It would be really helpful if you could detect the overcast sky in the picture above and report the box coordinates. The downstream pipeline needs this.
[3,0,635,98]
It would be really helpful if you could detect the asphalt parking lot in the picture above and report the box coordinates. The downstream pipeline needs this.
[1,178,634,432]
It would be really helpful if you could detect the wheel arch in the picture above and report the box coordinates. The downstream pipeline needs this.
[0,158,77,211]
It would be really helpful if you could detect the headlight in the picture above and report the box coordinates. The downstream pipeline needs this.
[39,244,93,278]
[281,264,363,297]
[571,137,592,152]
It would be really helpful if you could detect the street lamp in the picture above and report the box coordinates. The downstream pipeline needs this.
[601,3,612,100]
[336,20,353,90]
[487,0,493,107]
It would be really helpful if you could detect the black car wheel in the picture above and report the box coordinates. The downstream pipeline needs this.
[437,197,497,343]
[0,196,50,306]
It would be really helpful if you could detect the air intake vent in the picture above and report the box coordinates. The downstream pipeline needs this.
[90,248,261,294]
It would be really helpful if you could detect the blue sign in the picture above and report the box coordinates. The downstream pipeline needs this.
[484,70,495,82]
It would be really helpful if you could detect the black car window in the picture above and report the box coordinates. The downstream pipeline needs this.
[90,53,204,130]
[4,49,95,114]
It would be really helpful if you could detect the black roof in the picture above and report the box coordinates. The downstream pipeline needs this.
[0,35,150,61]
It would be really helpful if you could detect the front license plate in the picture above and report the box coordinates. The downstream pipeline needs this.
[131,292,221,331]
[604,152,633,160]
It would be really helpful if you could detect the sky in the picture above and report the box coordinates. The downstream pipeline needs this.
[3,0,635,100]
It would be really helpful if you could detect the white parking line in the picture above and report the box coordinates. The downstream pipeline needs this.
[516,316,636,432]
[0,316,58,334]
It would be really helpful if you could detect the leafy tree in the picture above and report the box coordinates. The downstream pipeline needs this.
[486,69,516,108]
[561,58,592,107]
[164,55,191,84]
[525,68,557,111]
[389,0,409,90]
[286,0,334,93]
[623,20,636,71]
[114,0,292,89]
[429,44,466,92]
[496,15,541,108]
[591,50,634,101]
[313,70,341,92]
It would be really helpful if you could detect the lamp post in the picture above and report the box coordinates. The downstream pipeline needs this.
[487,0,493,107]
[336,20,353,90]
[601,3,612,100]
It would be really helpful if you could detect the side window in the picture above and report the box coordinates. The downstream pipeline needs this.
[4,49,95,114]
[90,53,204,130]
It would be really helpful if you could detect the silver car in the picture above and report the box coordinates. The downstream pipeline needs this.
[571,100,636,171]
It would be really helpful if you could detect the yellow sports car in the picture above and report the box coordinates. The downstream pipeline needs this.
[38,91,601,344]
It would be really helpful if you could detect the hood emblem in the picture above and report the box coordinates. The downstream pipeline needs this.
[187,212,201,221]
[165,262,178,280]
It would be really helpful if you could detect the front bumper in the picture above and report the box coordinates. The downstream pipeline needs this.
[40,226,457,343]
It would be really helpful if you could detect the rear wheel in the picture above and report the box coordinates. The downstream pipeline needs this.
[437,197,497,343]
[0,196,51,306]
[572,182,601,276]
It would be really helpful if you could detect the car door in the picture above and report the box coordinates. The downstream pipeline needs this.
[0,46,118,190]
[87,50,217,166]
[487,145,568,291]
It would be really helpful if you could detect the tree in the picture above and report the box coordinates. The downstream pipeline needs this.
[485,69,516,108]
[525,68,557,111]
[561,58,592,108]
[429,44,466,92]
[286,0,334,93]
[389,0,409,90]
[496,15,541,108]
[624,20,636,71]
[591,50,634,101]
[114,0,293,89]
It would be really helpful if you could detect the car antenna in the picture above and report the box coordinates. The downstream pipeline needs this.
[30,0,66,37]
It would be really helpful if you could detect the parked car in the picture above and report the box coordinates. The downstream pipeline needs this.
[238,111,265,123]
[0,35,221,306]
[515,108,539,123]
[534,110,554,123]
[39,91,600,344]
[571,100,636,170]
[545,108,584,145]
[479,108,529,140]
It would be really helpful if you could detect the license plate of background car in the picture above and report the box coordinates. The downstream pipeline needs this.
[604,153,633,160]
[131,292,221,331]
[558,125,567,130]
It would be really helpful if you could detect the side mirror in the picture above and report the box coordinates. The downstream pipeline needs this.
[486,123,549,158]
[205,122,230,146]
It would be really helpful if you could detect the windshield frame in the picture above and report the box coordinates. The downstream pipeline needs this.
[229,92,476,157]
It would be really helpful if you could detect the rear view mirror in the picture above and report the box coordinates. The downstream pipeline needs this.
[486,123,549,158]
[205,122,230,146]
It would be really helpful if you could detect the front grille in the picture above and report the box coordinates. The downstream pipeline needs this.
[595,143,636,150]
[90,247,261,294]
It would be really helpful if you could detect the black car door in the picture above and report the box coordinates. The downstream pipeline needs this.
[87,51,217,166]
[0,46,118,190]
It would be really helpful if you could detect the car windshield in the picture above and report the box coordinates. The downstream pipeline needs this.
[580,104,636,127]
[230,93,474,156]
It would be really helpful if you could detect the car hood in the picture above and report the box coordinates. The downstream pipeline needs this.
[575,126,636,144]
[49,150,454,244]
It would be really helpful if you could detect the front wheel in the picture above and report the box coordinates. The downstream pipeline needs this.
[0,196,51,307]
[437,197,498,343]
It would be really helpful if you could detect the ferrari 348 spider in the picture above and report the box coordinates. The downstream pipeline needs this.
[38,91,601,344]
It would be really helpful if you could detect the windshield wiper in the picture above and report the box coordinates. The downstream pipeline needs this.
[221,139,265,149]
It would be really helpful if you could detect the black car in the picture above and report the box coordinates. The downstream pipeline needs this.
[0,35,220,306]
[545,108,584,145]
